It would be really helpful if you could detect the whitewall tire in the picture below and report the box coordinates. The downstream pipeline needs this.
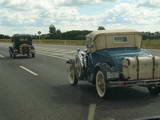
[96,70,108,98]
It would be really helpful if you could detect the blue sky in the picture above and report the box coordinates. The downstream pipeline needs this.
[0,0,160,35]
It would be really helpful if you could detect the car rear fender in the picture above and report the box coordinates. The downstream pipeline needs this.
[95,63,111,72]
[92,63,109,84]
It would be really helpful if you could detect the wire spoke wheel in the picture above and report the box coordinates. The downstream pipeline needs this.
[76,59,82,78]
[67,62,78,86]
[96,71,106,98]
[68,67,75,84]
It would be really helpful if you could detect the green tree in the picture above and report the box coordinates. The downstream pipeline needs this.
[49,24,56,34]
[98,26,105,30]
[56,29,62,39]
[49,24,56,39]
[62,30,92,40]
[38,31,41,40]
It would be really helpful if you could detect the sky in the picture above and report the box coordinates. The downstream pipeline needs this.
[0,0,160,35]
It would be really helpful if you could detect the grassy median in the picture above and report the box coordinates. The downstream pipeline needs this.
[0,39,85,46]
[141,40,160,49]
[33,39,85,46]
[1,39,160,49]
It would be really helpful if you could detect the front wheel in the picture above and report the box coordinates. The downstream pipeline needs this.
[67,60,78,86]
[148,85,160,96]
[96,70,109,98]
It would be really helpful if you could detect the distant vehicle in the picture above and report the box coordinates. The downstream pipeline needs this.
[9,34,35,59]
[66,29,160,98]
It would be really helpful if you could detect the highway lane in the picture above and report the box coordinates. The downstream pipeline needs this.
[0,43,160,120]
[0,44,88,120]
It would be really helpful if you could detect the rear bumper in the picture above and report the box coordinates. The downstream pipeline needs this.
[13,49,35,54]
[109,79,160,87]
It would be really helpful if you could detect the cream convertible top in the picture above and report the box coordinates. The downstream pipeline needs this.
[86,29,142,53]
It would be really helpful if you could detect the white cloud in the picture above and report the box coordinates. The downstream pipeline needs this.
[0,0,159,35]
[0,0,114,10]
[104,3,160,25]
[136,0,160,7]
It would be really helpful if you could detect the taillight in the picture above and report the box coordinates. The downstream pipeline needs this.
[120,82,128,86]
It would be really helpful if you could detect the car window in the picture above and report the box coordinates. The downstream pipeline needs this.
[113,36,128,43]
[19,38,28,42]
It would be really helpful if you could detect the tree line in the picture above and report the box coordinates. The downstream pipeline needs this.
[0,25,160,40]
[32,25,92,40]
[142,32,160,40]
[33,27,160,40]
[0,34,11,39]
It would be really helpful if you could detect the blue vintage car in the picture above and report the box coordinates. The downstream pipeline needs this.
[66,30,160,98]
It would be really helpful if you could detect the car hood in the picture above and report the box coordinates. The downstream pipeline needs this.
[96,48,152,72]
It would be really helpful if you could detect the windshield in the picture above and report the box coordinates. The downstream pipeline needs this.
[0,0,160,120]
[13,37,32,46]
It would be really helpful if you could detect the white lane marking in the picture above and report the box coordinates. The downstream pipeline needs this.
[0,54,4,58]
[20,66,39,76]
[64,51,76,54]
[37,51,73,58]
[36,50,65,56]
[88,104,96,120]
[36,49,75,58]
[37,48,74,53]
[37,52,69,60]
[36,46,75,52]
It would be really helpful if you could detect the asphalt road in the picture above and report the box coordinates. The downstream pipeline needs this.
[0,43,160,120]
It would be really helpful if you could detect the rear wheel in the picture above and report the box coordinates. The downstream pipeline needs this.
[148,85,160,96]
[96,70,109,98]
[9,47,13,58]
[13,54,16,59]
[9,53,12,58]
[27,53,30,57]
[32,53,35,58]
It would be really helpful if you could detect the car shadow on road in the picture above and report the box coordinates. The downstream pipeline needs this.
[3,56,34,60]
[14,56,33,59]
[51,83,159,109]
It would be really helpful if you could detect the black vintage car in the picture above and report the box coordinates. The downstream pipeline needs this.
[9,34,35,58]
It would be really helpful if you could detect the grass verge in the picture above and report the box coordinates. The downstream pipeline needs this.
[142,39,160,49]
[0,39,85,46]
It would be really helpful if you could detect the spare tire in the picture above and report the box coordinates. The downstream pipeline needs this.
[75,57,84,80]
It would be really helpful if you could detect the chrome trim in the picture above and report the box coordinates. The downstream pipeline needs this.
[109,79,160,87]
